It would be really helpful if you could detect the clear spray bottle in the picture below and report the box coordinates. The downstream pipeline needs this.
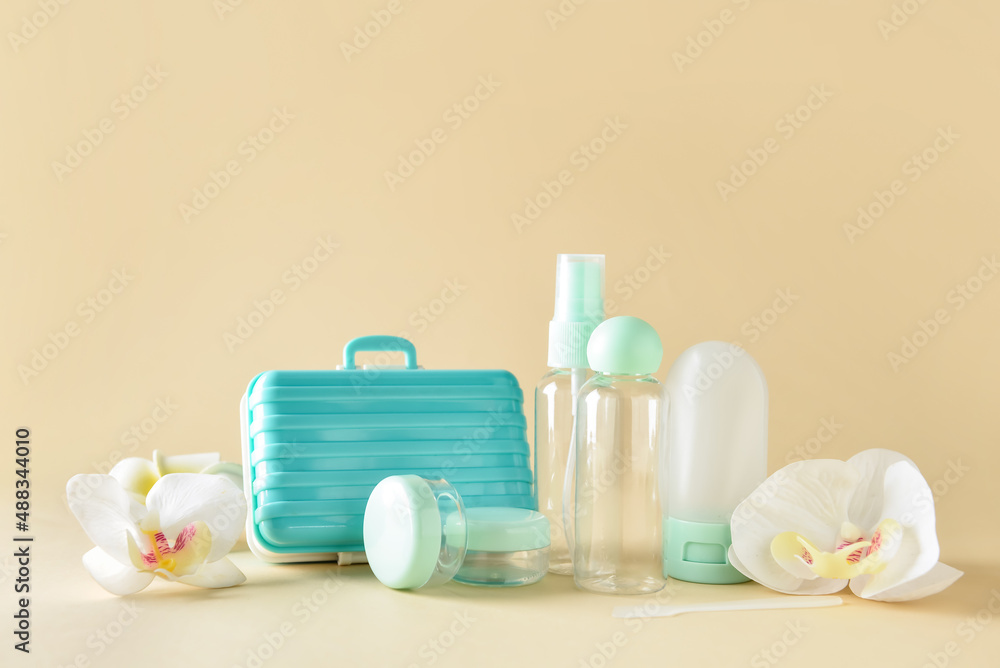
[534,254,604,575]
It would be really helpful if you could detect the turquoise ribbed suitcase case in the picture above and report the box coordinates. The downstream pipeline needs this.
[241,336,534,563]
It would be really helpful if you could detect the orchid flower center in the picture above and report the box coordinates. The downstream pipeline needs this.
[128,519,213,577]
[771,518,902,581]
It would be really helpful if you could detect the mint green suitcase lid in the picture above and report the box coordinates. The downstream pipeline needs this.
[241,336,535,563]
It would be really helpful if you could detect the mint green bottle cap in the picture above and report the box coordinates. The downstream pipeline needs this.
[663,517,748,584]
[449,508,550,552]
[587,316,663,375]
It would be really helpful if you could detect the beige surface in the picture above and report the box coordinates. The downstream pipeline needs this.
[3,1,999,666]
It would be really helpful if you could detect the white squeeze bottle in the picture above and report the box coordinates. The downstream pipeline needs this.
[663,341,768,584]
[534,254,605,574]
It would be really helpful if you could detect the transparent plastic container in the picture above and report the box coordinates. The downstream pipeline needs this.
[364,476,549,589]
[534,367,576,574]
[451,507,550,586]
[536,253,605,575]
[573,317,667,595]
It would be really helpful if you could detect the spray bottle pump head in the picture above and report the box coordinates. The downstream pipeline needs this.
[548,254,605,369]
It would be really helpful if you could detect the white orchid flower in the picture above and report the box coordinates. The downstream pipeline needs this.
[67,472,247,595]
[729,448,962,602]
[109,450,243,502]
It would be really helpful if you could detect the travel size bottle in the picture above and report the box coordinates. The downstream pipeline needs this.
[663,341,767,584]
[534,254,604,575]
[573,316,667,595]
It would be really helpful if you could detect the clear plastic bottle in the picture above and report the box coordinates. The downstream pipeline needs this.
[534,367,577,574]
[573,316,667,595]
[535,254,604,575]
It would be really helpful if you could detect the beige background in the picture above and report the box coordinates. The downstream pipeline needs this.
[3,1,999,666]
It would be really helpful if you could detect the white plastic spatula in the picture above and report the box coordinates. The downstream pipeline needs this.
[612,595,843,618]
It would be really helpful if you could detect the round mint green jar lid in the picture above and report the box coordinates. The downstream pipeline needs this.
[449,507,550,553]
[363,475,467,590]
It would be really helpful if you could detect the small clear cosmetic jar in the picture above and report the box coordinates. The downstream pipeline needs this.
[363,475,549,589]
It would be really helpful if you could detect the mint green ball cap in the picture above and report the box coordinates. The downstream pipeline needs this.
[587,316,663,375]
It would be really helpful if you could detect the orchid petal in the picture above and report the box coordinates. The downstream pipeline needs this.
[154,450,220,476]
[160,521,213,575]
[145,473,246,562]
[770,532,824,580]
[82,547,154,596]
[729,459,858,594]
[67,475,145,565]
[728,545,755,582]
[852,461,940,598]
[200,462,244,491]
[170,557,246,589]
[109,457,160,499]
[851,562,963,602]
[846,449,917,532]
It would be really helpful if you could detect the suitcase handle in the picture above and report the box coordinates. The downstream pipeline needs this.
[342,336,418,370]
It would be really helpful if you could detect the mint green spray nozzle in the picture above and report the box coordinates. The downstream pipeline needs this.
[548,254,605,369]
